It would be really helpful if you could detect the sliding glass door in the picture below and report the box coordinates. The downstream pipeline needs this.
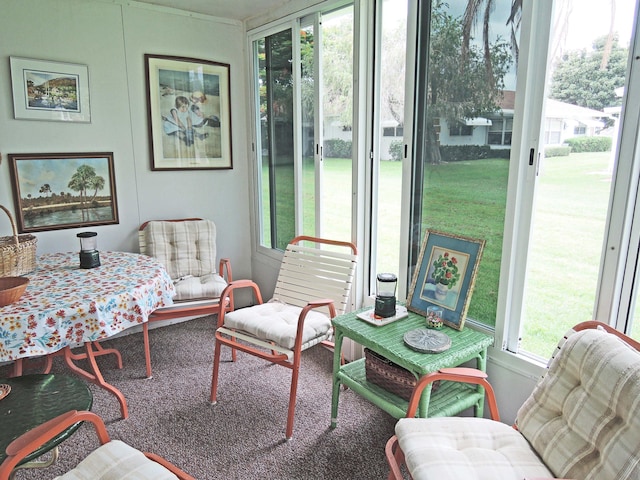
[254,6,354,251]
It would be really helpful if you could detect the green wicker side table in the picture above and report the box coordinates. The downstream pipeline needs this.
[0,374,93,475]
[330,307,493,427]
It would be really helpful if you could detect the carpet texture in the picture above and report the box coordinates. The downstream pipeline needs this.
[3,316,398,479]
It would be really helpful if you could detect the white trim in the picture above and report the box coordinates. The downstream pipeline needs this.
[104,0,242,25]
[497,0,554,353]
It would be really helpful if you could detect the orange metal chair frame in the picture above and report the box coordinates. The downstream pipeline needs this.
[139,218,233,378]
[0,410,195,480]
[210,235,357,440]
[384,320,640,480]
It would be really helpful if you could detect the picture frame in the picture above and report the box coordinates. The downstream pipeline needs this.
[10,57,91,123]
[8,152,119,233]
[407,230,485,330]
[145,54,233,170]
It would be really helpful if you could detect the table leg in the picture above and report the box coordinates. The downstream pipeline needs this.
[63,344,129,419]
[10,356,54,377]
[330,329,344,429]
[474,349,488,418]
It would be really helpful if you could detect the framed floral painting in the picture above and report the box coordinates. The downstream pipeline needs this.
[145,54,232,170]
[407,230,485,330]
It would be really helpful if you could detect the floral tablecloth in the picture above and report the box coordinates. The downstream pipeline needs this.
[0,251,175,362]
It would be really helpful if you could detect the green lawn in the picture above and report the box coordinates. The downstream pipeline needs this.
[265,151,613,358]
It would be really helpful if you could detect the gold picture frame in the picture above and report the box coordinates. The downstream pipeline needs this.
[407,230,485,330]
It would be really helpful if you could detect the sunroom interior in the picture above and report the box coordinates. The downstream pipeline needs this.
[1,0,640,475]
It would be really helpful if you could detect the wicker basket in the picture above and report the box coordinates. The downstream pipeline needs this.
[364,348,439,401]
[0,205,37,277]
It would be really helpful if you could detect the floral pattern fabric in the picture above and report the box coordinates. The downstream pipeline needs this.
[0,251,175,362]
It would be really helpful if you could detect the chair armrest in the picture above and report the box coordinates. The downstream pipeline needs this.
[219,258,232,283]
[1,411,110,475]
[292,299,337,352]
[216,279,264,327]
[405,367,500,421]
[144,452,196,480]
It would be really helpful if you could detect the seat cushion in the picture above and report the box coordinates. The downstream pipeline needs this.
[516,328,640,480]
[222,300,332,349]
[144,220,217,279]
[173,272,227,301]
[395,417,553,480]
[55,440,179,479]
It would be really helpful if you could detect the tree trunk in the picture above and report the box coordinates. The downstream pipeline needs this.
[426,117,442,165]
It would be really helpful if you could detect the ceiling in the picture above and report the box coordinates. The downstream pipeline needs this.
[134,0,296,21]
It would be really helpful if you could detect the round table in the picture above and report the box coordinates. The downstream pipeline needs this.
[0,374,93,471]
[0,251,175,418]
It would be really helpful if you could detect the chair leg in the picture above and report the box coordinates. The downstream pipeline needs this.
[143,322,153,379]
[210,339,223,404]
[285,361,301,440]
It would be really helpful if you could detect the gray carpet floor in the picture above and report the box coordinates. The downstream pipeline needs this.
[4,316,398,479]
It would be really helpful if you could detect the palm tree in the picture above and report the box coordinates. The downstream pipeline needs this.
[68,164,99,221]
[88,175,106,206]
[39,183,51,197]
[462,0,522,75]
[461,0,496,87]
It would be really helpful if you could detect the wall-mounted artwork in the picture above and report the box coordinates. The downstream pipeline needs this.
[10,57,91,123]
[8,153,119,233]
[407,230,485,330]
[145,54,233,170]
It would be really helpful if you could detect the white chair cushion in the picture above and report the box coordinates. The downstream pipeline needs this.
[144,220,217,279]
[54,440,179,480]
[222,299,332,349]
[516,328,640,480]
[395,417,553,480]
[173,272,227,301]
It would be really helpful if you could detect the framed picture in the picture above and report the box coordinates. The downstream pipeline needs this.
[407,230,485,330]
[10,57,91,123]
[8,152,119,233]
[145,54,233,170]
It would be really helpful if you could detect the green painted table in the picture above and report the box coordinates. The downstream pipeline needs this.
[330,307,494,426]
[0,374,93,474]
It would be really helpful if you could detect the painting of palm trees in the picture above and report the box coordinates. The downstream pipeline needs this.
[8,152,119,233]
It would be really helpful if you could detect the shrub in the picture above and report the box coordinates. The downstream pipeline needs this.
[389,140,403,161]
[544,146,571,157]
[324,138,352,158]
[439,145,492,162]
[564,136,612,153]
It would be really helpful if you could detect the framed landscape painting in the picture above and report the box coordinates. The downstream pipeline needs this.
[10,57,91,123]
[145,54,233,170]
[8,152,119,233]
[407,230,485,330]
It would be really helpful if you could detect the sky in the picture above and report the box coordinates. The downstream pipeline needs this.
[14,156,112,199]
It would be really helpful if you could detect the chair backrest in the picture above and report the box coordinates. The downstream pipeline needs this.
[516,323,640,480]
[272,236,357,317]
[139,219,217,279]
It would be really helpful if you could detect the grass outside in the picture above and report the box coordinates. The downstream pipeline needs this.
[264,151,613,358]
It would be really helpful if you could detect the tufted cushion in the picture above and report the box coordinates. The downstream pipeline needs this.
[516,328,640,480]
[395,416,553,479]
[144,220,217,279]
[222,299,332,349]
[144,220,226,301]
[55,440,179,479]
[173,272,227,301]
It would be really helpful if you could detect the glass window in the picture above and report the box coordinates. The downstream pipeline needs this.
[255,29,295,251]
[410,0,516,328]
[253,7,354,252]
[519,0,637,359]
